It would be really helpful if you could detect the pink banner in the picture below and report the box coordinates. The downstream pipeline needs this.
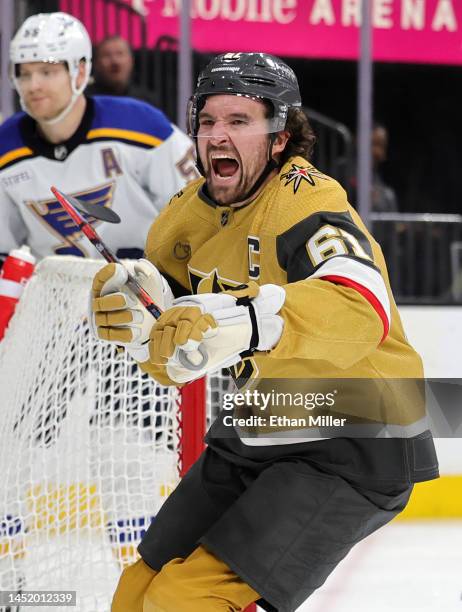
[66,0,462,65]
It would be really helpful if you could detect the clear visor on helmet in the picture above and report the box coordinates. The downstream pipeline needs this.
[188,94,287,139]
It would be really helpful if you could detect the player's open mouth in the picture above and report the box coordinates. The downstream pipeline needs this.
[210,155,240,180]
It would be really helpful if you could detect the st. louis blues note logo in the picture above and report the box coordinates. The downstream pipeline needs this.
[27,183,115,256]
[280,163,329,193]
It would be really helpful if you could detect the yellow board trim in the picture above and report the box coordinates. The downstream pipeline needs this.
[0,146,34,169]
[87,127,163,148]
[27,483,104,535]
[396,475,462,520]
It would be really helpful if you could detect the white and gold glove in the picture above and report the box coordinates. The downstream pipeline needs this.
[148,282,285,384]
[90,259,173,363]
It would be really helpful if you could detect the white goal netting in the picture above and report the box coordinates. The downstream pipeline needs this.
[0,257,232,612]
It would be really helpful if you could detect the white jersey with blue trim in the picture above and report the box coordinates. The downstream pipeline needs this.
[0,95,197,259]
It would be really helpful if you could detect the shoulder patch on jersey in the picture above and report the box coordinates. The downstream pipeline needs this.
[258,158,348,238]
[280,162,330,193]
[0,113,34,171]
[168,189,185,205]
[88,96,174,149]
[166,178,204,207]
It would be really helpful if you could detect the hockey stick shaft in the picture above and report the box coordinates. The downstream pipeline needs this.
[51,186,162,318]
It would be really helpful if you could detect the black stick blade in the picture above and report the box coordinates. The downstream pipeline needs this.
[70,195,121,224]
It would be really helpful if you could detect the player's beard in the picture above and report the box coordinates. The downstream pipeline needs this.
[202,141,268,206]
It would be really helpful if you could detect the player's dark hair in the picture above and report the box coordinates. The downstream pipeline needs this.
[280,108,317,166]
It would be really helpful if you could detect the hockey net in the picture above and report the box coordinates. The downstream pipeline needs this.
[0,257,233,611]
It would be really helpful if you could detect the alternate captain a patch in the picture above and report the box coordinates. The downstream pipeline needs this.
[27,182,115,257]
[280,163,330,193]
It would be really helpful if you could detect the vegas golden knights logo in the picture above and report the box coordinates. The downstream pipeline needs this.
[188,267,241,295]
[280,163,329,193]
[229,354,258,389]
[187,265,259,387]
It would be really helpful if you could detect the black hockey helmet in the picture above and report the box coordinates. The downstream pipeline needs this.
[187,52,302,137]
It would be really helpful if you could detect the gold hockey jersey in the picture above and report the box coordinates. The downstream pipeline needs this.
[141,156,428,444]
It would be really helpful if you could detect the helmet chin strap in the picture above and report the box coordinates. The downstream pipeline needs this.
[197,133,279,206]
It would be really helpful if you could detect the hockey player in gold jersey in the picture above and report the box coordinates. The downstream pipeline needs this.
[91,53,438,612]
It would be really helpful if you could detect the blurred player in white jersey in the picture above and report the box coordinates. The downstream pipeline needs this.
[0,12,197,264]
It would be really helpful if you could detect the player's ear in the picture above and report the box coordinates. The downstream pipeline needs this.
[272,130,290,155]
[75,59,87,89]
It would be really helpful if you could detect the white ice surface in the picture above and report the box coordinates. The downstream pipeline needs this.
[290,521,462,612]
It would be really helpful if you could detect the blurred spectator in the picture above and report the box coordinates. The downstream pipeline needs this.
[349,122,399,212]
[370,122,398,213]
[87,35,157,106]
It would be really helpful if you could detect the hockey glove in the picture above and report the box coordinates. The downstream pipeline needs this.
[90,259,173,363]
[148,282,285,384]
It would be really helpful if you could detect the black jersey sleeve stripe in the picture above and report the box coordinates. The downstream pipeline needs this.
[276,210,378,283]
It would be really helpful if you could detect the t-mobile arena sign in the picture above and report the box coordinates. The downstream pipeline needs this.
[73,0,462,65]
